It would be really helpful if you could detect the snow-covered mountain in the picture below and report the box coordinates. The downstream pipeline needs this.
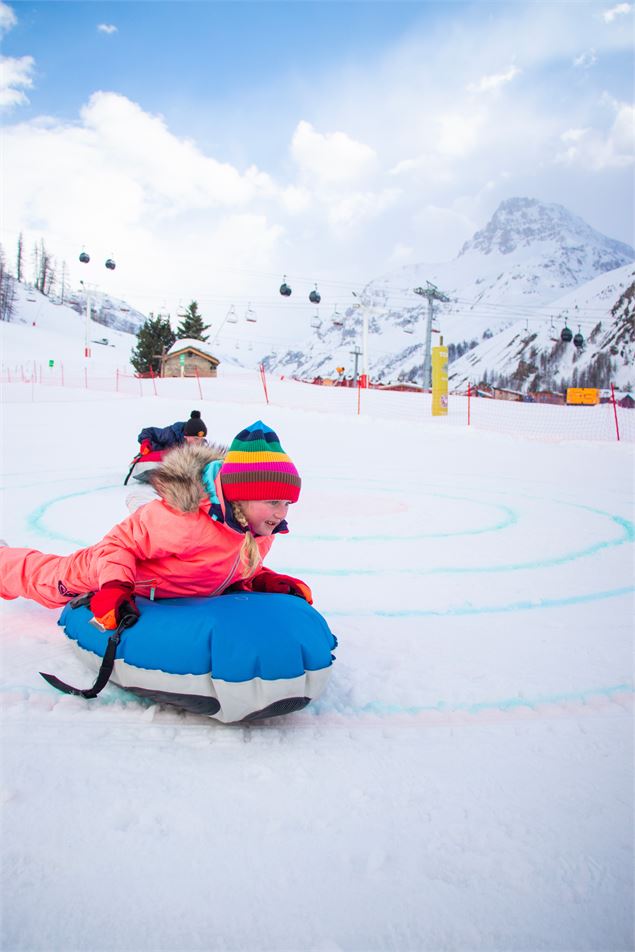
[447,263,635,392]
[266,198,635,391]
[65,287,148,335]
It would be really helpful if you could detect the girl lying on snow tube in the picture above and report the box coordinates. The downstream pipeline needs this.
[0,422,337,722]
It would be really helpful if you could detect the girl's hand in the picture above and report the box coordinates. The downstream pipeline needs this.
[249,569,313,604]
[90,581,140,630]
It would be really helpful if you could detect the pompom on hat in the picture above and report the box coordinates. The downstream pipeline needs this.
[183,410,207,438]
[220,421,301,503]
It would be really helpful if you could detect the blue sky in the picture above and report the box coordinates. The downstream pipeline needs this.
[4,2,436,163]
[1,0,633,339]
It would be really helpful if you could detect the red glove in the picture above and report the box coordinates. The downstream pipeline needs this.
[139,438,152,456]
[249,568,313,604]
[90,581,140,631]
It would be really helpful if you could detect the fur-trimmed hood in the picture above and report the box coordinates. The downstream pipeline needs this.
[149,442,226,513]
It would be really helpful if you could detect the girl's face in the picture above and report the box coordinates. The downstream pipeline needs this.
[239,499,291,536]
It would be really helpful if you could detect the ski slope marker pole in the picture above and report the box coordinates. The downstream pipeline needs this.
[611,383,620,442]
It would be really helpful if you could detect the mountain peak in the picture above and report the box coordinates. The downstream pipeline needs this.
[459,197,635,263]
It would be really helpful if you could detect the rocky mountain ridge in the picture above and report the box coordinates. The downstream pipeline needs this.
[265,198,634,391]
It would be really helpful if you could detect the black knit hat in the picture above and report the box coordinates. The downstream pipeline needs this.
[183,410,207,438]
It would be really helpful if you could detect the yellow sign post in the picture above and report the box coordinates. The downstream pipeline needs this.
[431,343,448,416]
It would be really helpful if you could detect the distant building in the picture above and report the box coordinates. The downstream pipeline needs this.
[528,390,566,405]
[163,338,220,378]
[491,387,524,402]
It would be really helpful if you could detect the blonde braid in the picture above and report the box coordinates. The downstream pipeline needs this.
[230,502,261,575]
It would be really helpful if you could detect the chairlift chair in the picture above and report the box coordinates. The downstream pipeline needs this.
[226,306,238,324]
[549,318,558,342]
[311,313,322,330]
[403,321,415,335]
[331,305,343,327]
[245,304,257,323]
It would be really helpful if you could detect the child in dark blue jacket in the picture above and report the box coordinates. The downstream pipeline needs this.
[138,410,208,453]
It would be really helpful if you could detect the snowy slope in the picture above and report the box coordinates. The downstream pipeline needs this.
[1,322,633,951]
[1,282,140,372]
[0,284,262,376]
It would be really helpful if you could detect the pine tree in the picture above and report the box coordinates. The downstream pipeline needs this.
[130,313,176,375]
[176,300,210,341]
[16,232,24,283]
[0,244,17,322]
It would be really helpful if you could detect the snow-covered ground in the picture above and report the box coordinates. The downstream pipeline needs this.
[1,325,633,950]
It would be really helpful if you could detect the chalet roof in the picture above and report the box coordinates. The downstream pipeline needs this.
[166,338,219,362]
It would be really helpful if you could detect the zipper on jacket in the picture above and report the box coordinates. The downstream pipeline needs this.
[209,553,242,597]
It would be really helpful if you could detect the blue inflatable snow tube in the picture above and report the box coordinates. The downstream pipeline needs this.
[57,592,337,723]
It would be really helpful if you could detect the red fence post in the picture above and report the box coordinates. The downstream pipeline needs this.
[467,383,471,426]
[259,363,270,405]
[611,383,621,442]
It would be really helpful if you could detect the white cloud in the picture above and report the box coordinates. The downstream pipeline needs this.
[555,100,634,169]
[602,3,632,22]
[0,1,16,36]
[438,113,484,158]
[97,23,118,35]
[573,49,597,68]
[290,120,377,187]
[77,92,275,212]
[0,54,35,109]
[326,188,400,229]
[561,128,591,143]
[386,243,415,268]
[467,66,521,94]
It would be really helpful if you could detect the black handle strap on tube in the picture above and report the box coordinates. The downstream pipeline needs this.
[39,601,138,699]
[123,454,142,486]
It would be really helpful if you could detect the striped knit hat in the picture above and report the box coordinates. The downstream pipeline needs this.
[220,421,301,502]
